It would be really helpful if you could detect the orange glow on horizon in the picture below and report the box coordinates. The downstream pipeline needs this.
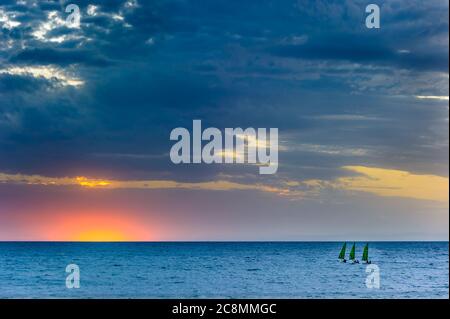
[25,210,156,242]
[76,230,127,242]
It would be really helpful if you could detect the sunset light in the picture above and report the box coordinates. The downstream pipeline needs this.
[0,0,448,301]
[75,230,127,242]
[62,213,152,241]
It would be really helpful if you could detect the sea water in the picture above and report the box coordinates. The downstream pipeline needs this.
[0,242,447,298]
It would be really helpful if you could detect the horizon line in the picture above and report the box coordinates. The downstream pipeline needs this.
[0,240,448,243]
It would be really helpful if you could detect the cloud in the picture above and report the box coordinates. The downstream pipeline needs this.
[0,65,84,87]
[269,34,449,73]
[335,166,449,203]
[415,95,449,101]
[32,10,70,42]
[11,48,112,67]
[303,114,382,121]
[0,7,20,29]
[286,143,370,157]
[2,165,448,204]
[0,171,292,196]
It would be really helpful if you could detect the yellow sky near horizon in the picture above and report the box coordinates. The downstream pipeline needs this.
[336,166,449,203]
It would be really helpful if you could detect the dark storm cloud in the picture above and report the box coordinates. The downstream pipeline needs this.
[11,48,113,66]
[0,0,448,182]
[0,73,51,92]
[38,1,61,11]
[269,33,449,72]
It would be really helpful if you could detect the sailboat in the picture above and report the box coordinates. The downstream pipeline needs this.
[349,243,359,264]
[362,243,371,264]
[338,243,347,262]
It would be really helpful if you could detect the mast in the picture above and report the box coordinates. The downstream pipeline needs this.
[338,243,347,259]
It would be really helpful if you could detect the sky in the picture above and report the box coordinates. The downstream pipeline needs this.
[0,0,448,241]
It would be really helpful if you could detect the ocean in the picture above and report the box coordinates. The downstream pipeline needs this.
[0,242,448,299]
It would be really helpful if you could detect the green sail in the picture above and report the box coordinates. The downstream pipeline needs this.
[349,243,356,260]
[338,243,347,259]
[362,243,369,261]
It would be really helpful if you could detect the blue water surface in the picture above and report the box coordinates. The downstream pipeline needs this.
[0,242,448,298]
